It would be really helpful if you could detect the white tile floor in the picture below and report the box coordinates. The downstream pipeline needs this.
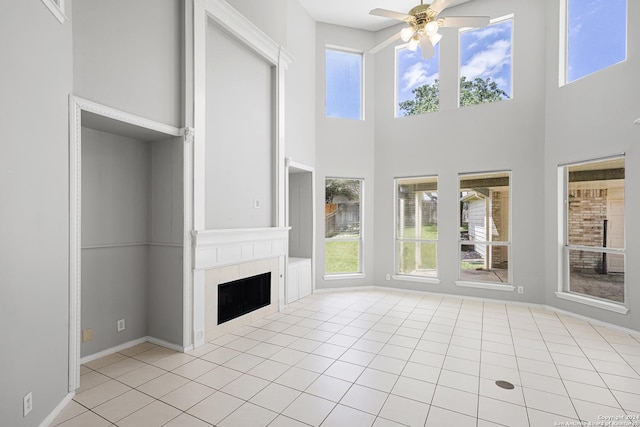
[52,288,640,426]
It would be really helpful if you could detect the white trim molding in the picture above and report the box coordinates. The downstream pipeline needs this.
[40,0,67,24]
[455,281,516,292]
[555,292,629,315]
[392,275,441,285]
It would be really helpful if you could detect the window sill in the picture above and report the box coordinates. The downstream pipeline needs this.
[555,292,629,315]
[455,281,515,292]
[323,273,365,281]
[392,275,441,285]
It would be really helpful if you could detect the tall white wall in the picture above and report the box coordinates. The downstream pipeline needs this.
[544,0,640,330]
[372,0,546,302]
[73,0,183,128]
[315,23,377,289]
[0,1,73,425]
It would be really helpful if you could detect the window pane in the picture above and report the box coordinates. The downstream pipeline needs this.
[325,241,360,274]
[396,44,440,116]
[568,158,624,249]
[325,179,361,239]
[398,242,437,277]
[567,0,626,83]
[397,177,437,239]
[459,18,512,106]
[460,244,509,283]
[569,249,624,303]
[326,49,362,120]
[460,172,510,243]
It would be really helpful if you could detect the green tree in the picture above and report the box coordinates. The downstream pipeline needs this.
[399,77,508,116]
[325,179,360,204]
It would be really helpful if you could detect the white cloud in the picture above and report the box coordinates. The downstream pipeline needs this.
[402,62,438,92]
[460,39,511,81]
[469,25,505,41]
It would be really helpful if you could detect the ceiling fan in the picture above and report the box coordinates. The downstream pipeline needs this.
[369,0,490,59]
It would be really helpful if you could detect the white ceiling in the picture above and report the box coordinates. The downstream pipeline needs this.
[297,0,473,32]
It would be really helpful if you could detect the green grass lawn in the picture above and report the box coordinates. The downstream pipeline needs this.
[325,240,360,274]
[324,226,440,275]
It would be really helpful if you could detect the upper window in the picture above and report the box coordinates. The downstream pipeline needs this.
[325,178,363,276]
[396,45,440,117]
[325,48,363,120]
[458,171,511,285]
[459,17,513,107]
[395,176,438,278]
[560,157,625,306]
[565,0,627,84]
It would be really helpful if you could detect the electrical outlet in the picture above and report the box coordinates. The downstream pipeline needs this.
[82,328,93,343]
[253,199,261,209]
[117,319,126,332]
[385,274,391,281]
[517,286,524,294]
[23,392,32,417]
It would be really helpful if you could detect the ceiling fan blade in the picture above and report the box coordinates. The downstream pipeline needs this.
[369,8,411,22]
[439,16,490,28]
[428,0,452,15]
[419,36,435,59]
[369,31,402,54]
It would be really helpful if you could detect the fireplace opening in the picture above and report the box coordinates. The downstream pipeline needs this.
[218,272,271,325]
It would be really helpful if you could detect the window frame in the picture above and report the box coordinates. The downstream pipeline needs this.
[556,155,628,314]
[325,45,364,121]
[324,177,364,279]
[456,170,514,291]
[394,43,441,118]
[560,0,627,86]
[393,175,440,284]
[458,14,514,108]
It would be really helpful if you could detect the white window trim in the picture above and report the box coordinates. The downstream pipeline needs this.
[556,154,628,313]
[324,178,364,276]
[394,176,439,280]
[41,0,66,23]
[458,14,514,106]
[325,46,365,121]
[456,281,515,292]
[393,275,441,285]
[457,170,513,289]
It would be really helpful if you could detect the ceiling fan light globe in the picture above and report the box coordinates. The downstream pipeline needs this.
[408,37,420,51]
[429,32,443,46]
[400,27,415,42]
[425,21,439,35]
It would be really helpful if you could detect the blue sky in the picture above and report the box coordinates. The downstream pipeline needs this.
[567,0,627,82]
[325,49,362,120]
[396,44,440,116]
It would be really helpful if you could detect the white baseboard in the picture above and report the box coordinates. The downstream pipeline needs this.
[40,391,74,427]
[80,336,186,365]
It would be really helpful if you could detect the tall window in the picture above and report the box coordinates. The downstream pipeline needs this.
[565,0,626,84]
[458,172,511,285]
[561,157,625,305]
[325,48,363,120]
[325,178,363,275]
[396,44,440,117]
[459,17,513,107]
[396,176,438,278]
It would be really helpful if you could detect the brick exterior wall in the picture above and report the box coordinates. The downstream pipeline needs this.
[568,188,607,273]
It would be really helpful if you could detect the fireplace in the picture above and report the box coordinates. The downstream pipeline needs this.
[218,272,271,324]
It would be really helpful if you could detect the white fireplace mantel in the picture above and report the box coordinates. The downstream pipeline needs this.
[192,227,290,270]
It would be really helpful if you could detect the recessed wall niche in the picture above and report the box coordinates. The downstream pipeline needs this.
[205,19,275,229]
[79,111,184,357]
